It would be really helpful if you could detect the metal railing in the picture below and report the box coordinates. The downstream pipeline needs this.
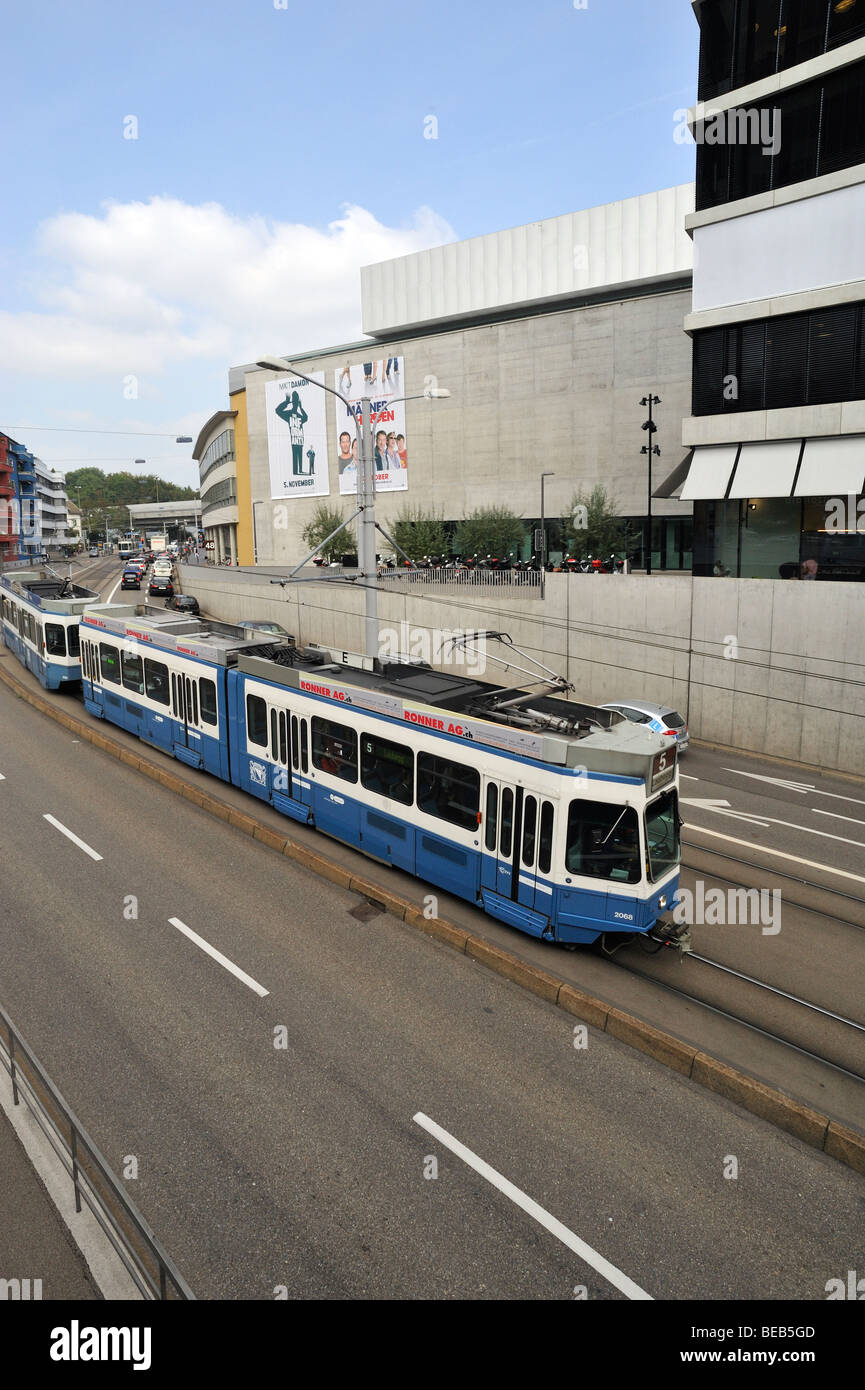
[377,566,543,591]
[0,1003,194,1300]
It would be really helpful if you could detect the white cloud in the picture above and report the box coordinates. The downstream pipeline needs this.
[2,197,456,377]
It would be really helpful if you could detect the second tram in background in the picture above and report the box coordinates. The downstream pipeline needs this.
[0,568,99,689]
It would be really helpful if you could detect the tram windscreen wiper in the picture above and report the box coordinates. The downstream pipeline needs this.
[600,805,629,846]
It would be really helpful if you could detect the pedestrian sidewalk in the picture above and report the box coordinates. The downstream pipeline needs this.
[0,1102,100,1300]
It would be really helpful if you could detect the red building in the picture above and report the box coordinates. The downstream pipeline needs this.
[0,434,19,563]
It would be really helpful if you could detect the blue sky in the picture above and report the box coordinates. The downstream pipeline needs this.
[0,0,698,489]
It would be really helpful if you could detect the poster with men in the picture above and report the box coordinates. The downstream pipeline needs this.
[333,356,408,495]
[266,373,330,499]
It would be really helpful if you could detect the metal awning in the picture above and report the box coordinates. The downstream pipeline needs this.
[680,445,739,500]
[728,440,801,499]
[656,435,865,501]
[653,450,693,499]
[794,436,865,497]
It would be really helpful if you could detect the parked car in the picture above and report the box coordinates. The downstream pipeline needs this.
[237,621,295,643]
[121,569,141,590]
[166,594,200,614]
[148,575,174,597]
[599,700,689,753]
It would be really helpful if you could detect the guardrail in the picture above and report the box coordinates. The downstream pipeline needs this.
[0,1003,194,1300]
[377,567,542,590]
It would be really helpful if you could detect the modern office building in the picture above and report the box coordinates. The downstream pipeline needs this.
[662,0,865,579]
[224,185,696,569]
[192,410,252,563]
[35,459,69,555]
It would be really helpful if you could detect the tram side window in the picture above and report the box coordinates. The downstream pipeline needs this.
[121,650,145,695]
[100,643,122,685]
[522,795,537,866]
[312,716,358,782]
[361,734,413,804]
[45,623,66,656]
[417,752,480,832]
[67,626,80,658]
[199,678,217,726]
[565,800,640,884]
[23,611,33,643]
[538,800,554,875]
[246,693,268,747]
[484,784,498,852]
[144,658,170,706]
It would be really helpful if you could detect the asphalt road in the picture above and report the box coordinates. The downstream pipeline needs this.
[67,556,865,1113]
[1,668,864,1299]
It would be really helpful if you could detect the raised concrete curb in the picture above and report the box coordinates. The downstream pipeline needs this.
[2,658,863,1178]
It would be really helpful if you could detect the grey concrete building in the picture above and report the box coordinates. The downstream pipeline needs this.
[232,184,697,571]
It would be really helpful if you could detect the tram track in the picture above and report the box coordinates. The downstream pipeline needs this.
[607,938,865,1084]
[682,837,865,931]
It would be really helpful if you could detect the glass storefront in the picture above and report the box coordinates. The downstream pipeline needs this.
[693,497,865,580]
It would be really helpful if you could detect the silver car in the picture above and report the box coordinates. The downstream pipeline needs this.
[599,700,689,753]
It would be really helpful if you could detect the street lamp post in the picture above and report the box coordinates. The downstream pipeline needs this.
[256,356,450,659]
[540,471,555,601]
[640,395,661,576]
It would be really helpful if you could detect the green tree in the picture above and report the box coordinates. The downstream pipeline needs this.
[389,505,449,562]
[453,506,525,559]
[301,503,356,564]
[66,468,196,514]
[565,485,637,559]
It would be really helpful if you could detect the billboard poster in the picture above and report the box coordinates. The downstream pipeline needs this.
[333,356,407,495]
[266,374,330,500]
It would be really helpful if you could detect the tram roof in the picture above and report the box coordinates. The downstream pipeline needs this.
[73,611,677,782]
[0,568,99,613]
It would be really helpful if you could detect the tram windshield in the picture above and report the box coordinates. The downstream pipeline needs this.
[565,800,641,884]
[645,789,680,882]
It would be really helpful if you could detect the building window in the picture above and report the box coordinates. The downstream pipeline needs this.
[696,1,865,103]
[692,302,865,415]
[696,59,865,210]
[692,497,865,581]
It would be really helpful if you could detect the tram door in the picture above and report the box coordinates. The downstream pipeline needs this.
[171,669,204,766]
[482,778,556,916]
[272,705,312,822]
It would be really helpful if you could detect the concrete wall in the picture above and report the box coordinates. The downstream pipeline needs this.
[244,285,694,566]
[179,566,865,772]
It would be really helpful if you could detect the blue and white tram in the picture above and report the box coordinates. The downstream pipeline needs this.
[0,568,99,690]
[77,608,686,949]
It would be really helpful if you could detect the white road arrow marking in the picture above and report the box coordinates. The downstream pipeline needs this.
[681,798,865,850]
[723,767,865,807]
[680,797,770,828]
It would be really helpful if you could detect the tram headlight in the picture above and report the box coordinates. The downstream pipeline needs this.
[658,895,668,909]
